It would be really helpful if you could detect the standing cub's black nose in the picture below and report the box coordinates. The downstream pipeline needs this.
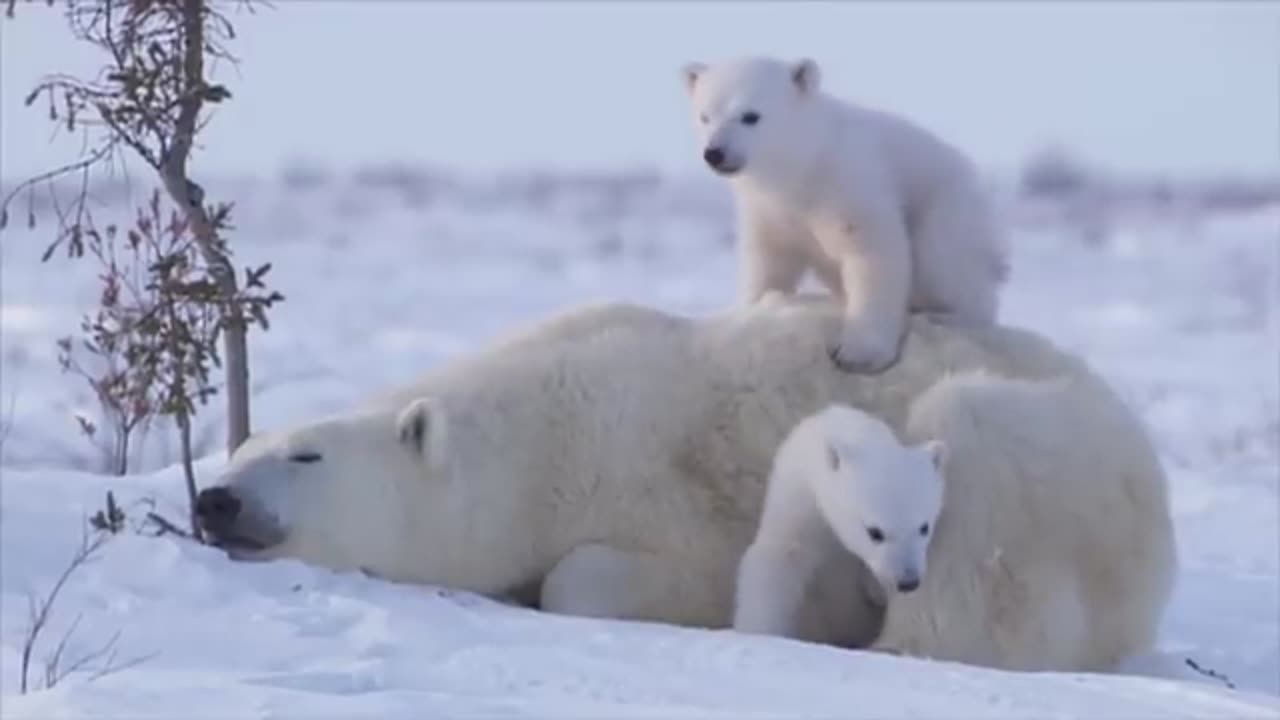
[195,486,241,535]
[703,146,726,169]
[896,577,921,593]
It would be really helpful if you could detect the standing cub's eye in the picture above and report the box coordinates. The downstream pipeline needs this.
[699,113,710,124]
[919,523,930,536]
[741,110,760,126]
[867,526,885,544]
[289,452,323,464]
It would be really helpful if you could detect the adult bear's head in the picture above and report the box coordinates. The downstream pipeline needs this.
[195,397,453,575]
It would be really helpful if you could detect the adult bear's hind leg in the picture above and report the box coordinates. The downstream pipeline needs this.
[539,542,728,629]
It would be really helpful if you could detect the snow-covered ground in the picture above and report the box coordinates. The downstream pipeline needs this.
[1,167,1278,718]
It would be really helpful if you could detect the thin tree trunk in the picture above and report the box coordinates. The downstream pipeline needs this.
[177,410,204,543]
[222,320,251,453]
[159,173,252,454]
[157,0,251,455]
[115,422,129,477]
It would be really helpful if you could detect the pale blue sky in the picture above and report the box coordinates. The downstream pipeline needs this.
[2,1,1277,180]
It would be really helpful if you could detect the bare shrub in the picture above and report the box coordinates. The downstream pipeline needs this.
[1,0,280,458]
[53,189,282,537]
[1019,146,1094,201]
[19,516,155,694]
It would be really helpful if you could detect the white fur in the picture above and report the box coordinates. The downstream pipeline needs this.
[734,405,943,638]
[735,371,1177,672]
[683,56,1010,372]
[209,297,1166,669]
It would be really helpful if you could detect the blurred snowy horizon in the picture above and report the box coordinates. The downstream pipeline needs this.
[2,1,1279,183]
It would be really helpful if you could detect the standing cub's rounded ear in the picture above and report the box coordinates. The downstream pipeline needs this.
[920,440,949,473]
[396,396,449,466]
[791,58,820,94]
[682,61,708,93]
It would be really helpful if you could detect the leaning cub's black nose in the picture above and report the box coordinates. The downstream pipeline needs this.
[703,146,726,169]
[896,577,921,594]
[195,486,241,535]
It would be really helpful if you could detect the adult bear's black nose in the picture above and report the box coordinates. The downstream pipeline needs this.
[195,486,241,536]
[703,146,726,169]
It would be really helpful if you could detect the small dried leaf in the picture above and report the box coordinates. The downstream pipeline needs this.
[202,84,232,103]
[249,303,268,330]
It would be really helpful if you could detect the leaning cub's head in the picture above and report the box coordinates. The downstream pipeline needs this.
[807,405,947,597]
[680,55,822,179]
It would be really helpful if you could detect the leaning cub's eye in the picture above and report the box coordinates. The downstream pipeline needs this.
[867,526,885,544]
[741,110,760,126]
[919,523,930,537]
[699,113,710,124]
[289,451,323,464]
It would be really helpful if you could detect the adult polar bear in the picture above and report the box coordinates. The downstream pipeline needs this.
[196,297,1174,668]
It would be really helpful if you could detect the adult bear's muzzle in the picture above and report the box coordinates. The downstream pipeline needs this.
[195,485,285,555]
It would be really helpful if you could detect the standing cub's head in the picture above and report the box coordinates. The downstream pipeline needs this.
[805,405,947,596]
[681,56,822,178]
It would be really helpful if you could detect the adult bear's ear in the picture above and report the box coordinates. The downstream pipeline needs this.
[682,61,707,94]
[920,440,948,473]
[396,396,449,468]
[791,58,820,94]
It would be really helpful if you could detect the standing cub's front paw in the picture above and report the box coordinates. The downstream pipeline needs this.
[829,324,901,374]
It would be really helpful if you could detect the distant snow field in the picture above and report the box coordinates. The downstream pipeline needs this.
[1,166,1278,718]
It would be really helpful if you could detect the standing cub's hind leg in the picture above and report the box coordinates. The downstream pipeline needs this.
[909,181,1007,325]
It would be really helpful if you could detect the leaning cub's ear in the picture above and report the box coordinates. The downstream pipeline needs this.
[920,440,949,473]
[396,396,449,466]
[682,61,708,94]
[791,58,820,94]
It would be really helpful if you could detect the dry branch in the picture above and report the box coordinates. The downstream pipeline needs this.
[18,516,159,694]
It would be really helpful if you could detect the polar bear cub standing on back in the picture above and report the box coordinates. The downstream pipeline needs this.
[735,372,1177,672]
[682,56,1009,372]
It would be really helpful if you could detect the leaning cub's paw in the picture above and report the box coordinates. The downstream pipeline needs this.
[829,326,900,374]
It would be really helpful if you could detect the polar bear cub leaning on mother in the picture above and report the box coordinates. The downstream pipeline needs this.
[682,56,1010,373]
[733,403,943,637]
[734,371,1177,672]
